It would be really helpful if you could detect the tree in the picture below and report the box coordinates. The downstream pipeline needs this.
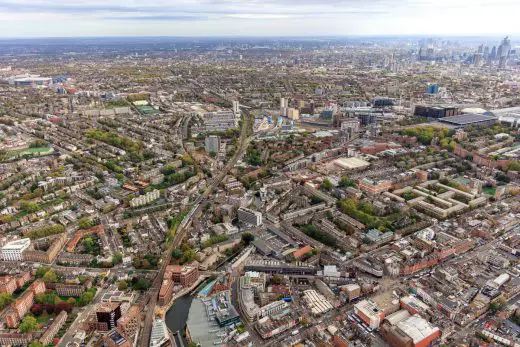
[241,232,255,245]
[19,315,38,333]
[182,249,196,263]
[78,291,95,306]
[320,178,333,191]
[133,278,150,291]
[339,176,356,188]
[78,217,94,230]
[20,200,40,213]
[112,252,123,265]
[0,293,13,309]
[118,280,128,291]
[35,266,51,278]
[43,270,58,283]
[29,341,44,347]
[172,248,182,259]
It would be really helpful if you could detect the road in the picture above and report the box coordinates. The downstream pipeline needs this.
[139,112,254,347]
[57,287,108,347]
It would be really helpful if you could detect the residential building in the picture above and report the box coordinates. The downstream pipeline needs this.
[22,233,67,263]
[203,111,238,132]
[0,276,17,294]
[0,333,34,346]
[55,283,86,297]
[40,311,67,345]
[358,178,392,195]
[117,305,141,340]
[130,189,160,208]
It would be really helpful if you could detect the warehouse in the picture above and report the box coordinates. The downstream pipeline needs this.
[438,114,497,129]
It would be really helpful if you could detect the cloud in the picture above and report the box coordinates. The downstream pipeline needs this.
[104,15,209,21]
[0,0,518,36]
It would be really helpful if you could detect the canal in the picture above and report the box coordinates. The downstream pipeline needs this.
[165,294,193,344]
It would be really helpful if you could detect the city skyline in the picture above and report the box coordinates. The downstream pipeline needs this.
[1,0,519,38]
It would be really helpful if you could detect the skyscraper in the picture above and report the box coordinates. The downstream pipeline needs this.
[232,100,240,114]
[498,36,511,69]
[490,46,497,61]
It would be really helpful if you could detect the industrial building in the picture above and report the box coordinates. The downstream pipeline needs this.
[381,313,441,347]
[438,114,497,129]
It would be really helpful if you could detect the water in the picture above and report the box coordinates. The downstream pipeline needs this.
[165,294,194,343]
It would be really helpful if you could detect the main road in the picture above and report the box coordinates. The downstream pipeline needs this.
[139,111,254,347]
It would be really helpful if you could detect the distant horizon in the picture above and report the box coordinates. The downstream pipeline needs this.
[0,34,516,40]
[0,0,518,38]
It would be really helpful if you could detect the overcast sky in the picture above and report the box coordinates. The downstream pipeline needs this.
[0,0,518,37]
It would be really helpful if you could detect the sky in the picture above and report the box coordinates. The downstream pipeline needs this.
[0,0,518,38]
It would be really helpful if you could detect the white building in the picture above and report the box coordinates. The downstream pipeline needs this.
[130,189,160,208]
[260,300,289,318]
[1,238,31,261]
[302,290,333,316]
[237,207,262,227]
[205,135,221,154]
[149,319,169,347]
[233,100,240,114]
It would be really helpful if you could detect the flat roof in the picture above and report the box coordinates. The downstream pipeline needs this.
[334,157,370,170]
[439,114,497,125]
[397,315,440,343]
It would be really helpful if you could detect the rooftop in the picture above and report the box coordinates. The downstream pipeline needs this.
[439,113,497,125]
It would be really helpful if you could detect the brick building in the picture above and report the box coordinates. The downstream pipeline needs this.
[40,310,67,345]
[0,276,17,294]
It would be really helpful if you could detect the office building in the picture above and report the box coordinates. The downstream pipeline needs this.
[205,135,221,154]
[238,207,263,227]
[2,238,31,261]
[171,265,199,287]
[414,105,459,119]
[96,303,122,331]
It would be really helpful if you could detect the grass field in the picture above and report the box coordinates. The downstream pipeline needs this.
[137,105,159,115]
[8,147,53,158]
[483,186,497,196]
